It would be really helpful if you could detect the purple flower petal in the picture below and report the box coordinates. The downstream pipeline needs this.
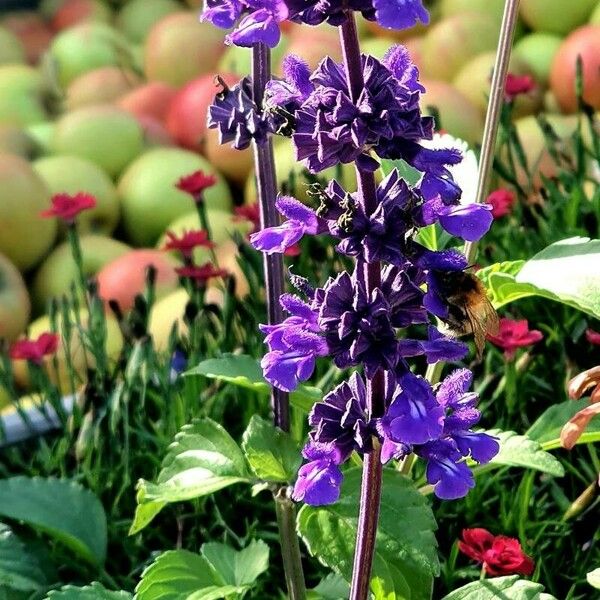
[373,0,429,30]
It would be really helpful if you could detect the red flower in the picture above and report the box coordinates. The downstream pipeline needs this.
[176,263,229,283]
[234,203,261,233]
[486,318,543,359]
[163,230,214,259]
[459,528,535,577]
[487,188,516,219]
[176,170,217,201]
[585,329,600,345]
[9,332,60,365]
[40,193,96,223]
[505,73,536,100]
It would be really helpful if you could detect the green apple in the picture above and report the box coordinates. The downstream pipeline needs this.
[118,147,232,246]
[49,22,133,88]
[32,235,130,313]
[0,154,56,272]
[204,127,253,188]
[25,121,56,155]
[513,33,563,86]
[0,125,36,158]
[0,26,25,65]
[0,65,47,127]
[33,155,120,236]
[50,0,113,31]
[439,0,505,22]
[115,0,180,44]
[520,0,597,34]
[421,13,500,81]
[591,3,600,24]
[65,66,141,110]
[144,12,226,86]
[0,252,31,342]
[53,105,144,178]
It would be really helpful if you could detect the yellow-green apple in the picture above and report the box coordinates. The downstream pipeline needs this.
[213,239,249,298]
[65,67,142,110]
[0,125,36,157]
[32,235,130,313]
[513,33,563,86]
[165,73,239,152]
[0,64,47,126]
[117,81,177,121]
[49,23,132,87]
[421,13,500,81]
[96,248,179,312]
[439,0,505,23]
[453,52,543,117]
[53,105,144,178]
[204,127,253,188]
[115,0,180,44]
[0,154,56,272]
[33,155,120,236]
[12,309,123,393]
[420,80,484,145]
[118,147,232,245]
[0,26,25,65]
[520,0,597,35]
[50,0,112,31]
[143,12,226,86]
[25,121,55,155]
[550,25,600,112]
[591,3,600,23]
[0,252,31,342]
[1,11,53,64]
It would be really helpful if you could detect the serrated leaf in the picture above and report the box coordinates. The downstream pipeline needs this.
[526,399,600,449]
[473,430,564,477]
[307,573,350,599]
[185,354,322,413]
[0,477,107,566]
[0,523,47,592]
[477,238,600,318]
[587,568,600,589]
[201,540,269,588]
[242,416,301,482]
[441,575,557,599]
[131,419,250,534]
[297,469,438,600]
[135,550,244,600]
[46,582,132,599]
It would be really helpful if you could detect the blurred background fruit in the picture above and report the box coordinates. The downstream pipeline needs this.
[0,252,31,342]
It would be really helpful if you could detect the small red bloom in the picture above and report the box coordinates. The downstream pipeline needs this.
[176,263,229,283]
[176,170,217,201]
[234,203,261,233]
[163,230,215,259]
[585,329,600,345]
[40,193,96,223]
[505,73,536,100]
[487,188,516,219]
[9,332,60,365]
[459,528,535,577]
[486,318,543,359]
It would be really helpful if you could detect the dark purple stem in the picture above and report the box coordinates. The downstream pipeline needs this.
[339,14,385,600]
[251,42,307,600]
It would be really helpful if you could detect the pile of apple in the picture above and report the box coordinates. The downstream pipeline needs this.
[0,0,599,402]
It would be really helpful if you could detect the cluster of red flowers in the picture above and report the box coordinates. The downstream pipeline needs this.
[504,73,537,101]
[9,332,59,365]
[176,170,218,201]
[40,192,96,224]
[487,188,516,219]
[487,318,544,359]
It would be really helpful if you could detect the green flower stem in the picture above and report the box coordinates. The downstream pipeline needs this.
[194,201,219,265]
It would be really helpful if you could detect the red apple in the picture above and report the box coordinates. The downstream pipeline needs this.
[513,33,563,86]
[117,81,177,121]
[65,67,142,110]
[1,11,53,64]
[97,249,179,312]
[550,25,600,113]
[0,252,30,342]
[144,12,226,86]
[50,0,112,32]
[138,115,175,147]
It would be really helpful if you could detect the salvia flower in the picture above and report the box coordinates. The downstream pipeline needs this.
[487,188,516,219]
[176,263,229,284]
[10,332,60,365]
[40,192,96,224]
[486,318,543,359]
[163,230,215,260]
[459,528,535,577]
[505,73,536,101]
[176,170,217,201]
[292,442,343,505]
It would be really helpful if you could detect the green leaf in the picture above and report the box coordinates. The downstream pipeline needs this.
[526,399,600,449]
[186,354,322,413]
[131,419,250,534]
[477,238,600,318]
[242,415,301,482]
[441,575,557,599]
[201,540,269,587]
[587,568,600,589]
[0,477,107,566]
[135,550,244,600]
[297,469,438,600]
[379,159,422,184]
[46,583,132,599]
[307,573,350,599]
[0,523,47,593]
[473,430,564,477]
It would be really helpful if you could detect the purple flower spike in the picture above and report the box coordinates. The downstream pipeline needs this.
[421,197,493,242]
[292,442,344,506]
[373,0,429,31]
[251,196,321,254]
[399,325,468,364]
